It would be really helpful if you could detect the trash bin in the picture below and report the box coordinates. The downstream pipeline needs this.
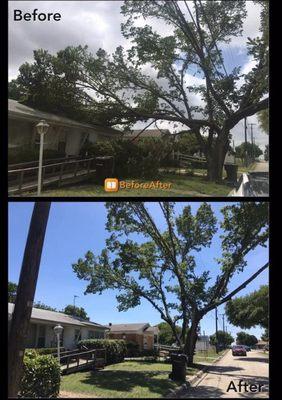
[224,163,238,184]
[169,353,187,382]
[95,156,115,184]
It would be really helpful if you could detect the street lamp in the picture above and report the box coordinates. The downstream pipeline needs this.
[36,120,50,196]
[53,325,64,362]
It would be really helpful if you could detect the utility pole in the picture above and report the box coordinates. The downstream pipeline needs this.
[222,314,225,333]
[8,203,51,398]
[73,295,79,308]
[249,123,256,161]
[244,117,248,167]
[215,307,219,354]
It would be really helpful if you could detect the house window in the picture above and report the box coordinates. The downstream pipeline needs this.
[94,331,104,339]
[88,331,95,339]
[37,325,46,348]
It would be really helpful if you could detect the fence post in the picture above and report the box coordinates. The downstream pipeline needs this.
[19,170,24,195]
[58,163,64,187]
[74,161,79,177]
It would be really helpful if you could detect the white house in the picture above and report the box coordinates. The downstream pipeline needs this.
[8,303,109,350]
[8,99,121,158]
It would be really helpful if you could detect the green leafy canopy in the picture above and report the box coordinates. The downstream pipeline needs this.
[72,202,268,354]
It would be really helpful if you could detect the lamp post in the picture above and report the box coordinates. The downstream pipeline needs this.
[36,120,50,196]
[53,325,64,362]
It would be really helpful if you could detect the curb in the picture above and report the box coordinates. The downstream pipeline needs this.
[164,350,228,398]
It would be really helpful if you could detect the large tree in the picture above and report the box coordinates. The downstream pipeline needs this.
[62,305,90,321]
[8,282,18,303]
[9,1,268,181]
[236,331,258,347]
[235,142,263,163]
[158,322,182,346]
[225,285,268,330]
[210,330,234,348]
[33,301,57,311]
[72,202,268,364]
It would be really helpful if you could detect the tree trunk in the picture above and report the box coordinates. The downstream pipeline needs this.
[184,318,200,366]
[206,139,228,182]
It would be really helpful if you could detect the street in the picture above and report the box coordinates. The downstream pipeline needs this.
[182,350,269,398]
[252,161,269,173]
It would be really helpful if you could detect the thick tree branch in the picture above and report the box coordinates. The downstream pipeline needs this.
[202,262,269,314]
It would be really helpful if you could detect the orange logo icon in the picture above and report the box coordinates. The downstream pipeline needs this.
[104,178,119,192]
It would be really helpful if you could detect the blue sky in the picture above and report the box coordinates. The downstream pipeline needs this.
[8,202,268,343]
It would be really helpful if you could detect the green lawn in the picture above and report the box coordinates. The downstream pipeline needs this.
[194,349,226,364]
[35,173,231,197]
[60,360,199,398]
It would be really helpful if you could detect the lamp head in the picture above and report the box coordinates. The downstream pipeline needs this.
[36,120,50,135]
[54,325,64,335]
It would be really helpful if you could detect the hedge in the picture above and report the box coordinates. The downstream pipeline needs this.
[19,352,61,398]
[78,339,127,364]
[80,139,167,179]
[126,341,140,357]
[25,347,65,356]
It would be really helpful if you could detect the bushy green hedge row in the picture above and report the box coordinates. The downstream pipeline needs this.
[126,341,140,357]
[125,342,159,358]
[19,352,61,398]
[78,339,127,364]
[25,347,65,355]
[80,138,172,179]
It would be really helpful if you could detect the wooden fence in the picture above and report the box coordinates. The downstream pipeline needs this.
[60,348,106,375]
[8,157,96,195]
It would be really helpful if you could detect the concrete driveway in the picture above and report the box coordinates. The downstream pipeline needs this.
[182,350,269,398]
[252,161,269,173]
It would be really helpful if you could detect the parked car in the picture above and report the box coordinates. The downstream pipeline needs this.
[232,345,247,356]
[229,172,269,197]
[243,345,251,352]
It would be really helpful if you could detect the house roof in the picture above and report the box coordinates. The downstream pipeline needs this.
[109,323,150,333]
[8,99,120,136]
[122,129,171,139]
[8,303,109,330]
[146,326,160,334]
[109,323,159,335]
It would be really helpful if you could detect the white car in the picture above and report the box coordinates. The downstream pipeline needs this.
[229,172,269,197]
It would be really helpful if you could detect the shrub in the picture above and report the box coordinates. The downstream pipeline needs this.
[126,341,140,357]
[78,339,127,365]
[80,139,162,179]
[36,347,65,355]
[19,353,61,398]
[25,347,65,356]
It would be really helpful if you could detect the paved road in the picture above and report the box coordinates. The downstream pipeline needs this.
[182,350,269,398]
[252,161,269,173]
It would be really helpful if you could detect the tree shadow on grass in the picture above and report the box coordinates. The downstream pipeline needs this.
[180,385,225,398]
[236,357,269,363]
[80,369,178,396]
[191,363,244,374]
